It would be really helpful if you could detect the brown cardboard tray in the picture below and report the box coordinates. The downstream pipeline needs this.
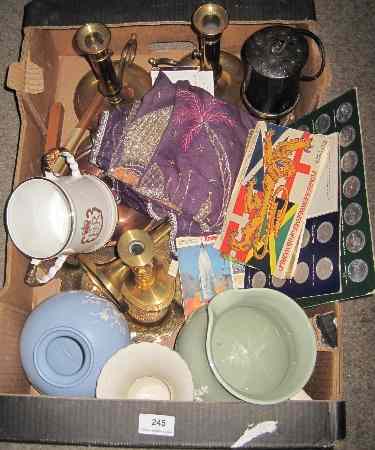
[0,16,345,448]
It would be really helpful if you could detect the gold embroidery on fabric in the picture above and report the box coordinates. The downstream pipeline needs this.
[91,110,110,163]
[127,100,141,124]
[204,125,234,231]
[136,163,182,212]
[121,106,173,169]
[167,169,193,212]
[183,169,193,202]
[193,191,213,233]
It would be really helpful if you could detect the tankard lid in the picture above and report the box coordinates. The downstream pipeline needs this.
[242,25,309,79]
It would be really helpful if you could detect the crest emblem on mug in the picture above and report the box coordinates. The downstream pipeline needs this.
[81,207,104,244]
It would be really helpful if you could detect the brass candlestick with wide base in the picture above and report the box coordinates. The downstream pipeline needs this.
[179,3,244,106]
[118,228,175,324]
[74,23,151,130]
[78,222,176,325]
[149,3,243,106]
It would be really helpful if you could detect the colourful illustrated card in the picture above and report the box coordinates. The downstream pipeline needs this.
[216,121,330,278]
[176,235,244,317]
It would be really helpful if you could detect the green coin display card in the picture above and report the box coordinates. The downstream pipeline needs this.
[245,88,375,308]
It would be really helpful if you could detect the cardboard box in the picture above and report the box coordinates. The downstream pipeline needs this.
[0,0,345,447]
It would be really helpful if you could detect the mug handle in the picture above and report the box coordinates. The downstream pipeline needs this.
[59,151,82,177]
[45,151,82,179]
[30,255,67,285]
[297,29,326,82]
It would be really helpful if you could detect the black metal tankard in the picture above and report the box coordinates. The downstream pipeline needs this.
[241,25,325,121]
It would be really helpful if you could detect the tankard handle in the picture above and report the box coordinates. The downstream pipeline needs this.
[60,151,82,177]
[45,151,82,179]
[29,255,68,285]
[297,29,326,82]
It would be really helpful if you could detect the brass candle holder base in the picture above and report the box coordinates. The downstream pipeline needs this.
[81,267,184,348]
[74,63,152,130]
[121,256,176,324]
[78,255,128,305]
[78,223,176,325]
[178,51,244,106]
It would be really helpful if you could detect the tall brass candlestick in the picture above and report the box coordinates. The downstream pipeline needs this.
[75,23,123,106]
[191,3,229,82]
[73,24,151,131]
[150,4,244,106]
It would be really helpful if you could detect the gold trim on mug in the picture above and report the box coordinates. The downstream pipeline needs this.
[6,177,75,260]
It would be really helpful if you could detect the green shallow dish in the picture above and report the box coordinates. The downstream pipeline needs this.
[206,288,317,405]
[174,305,237,402]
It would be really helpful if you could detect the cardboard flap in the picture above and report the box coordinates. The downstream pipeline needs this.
[0,396,345,447]
[7,58,44,94]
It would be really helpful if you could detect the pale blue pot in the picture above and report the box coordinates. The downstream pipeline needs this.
[20,290,130,397]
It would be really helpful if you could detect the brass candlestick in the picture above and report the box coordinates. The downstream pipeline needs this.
[74,24,151,129]
[118,228,175,324]
[78,222,176,325]
[180,3,244,105]
[150,4,243,106]
[75,23,123,105]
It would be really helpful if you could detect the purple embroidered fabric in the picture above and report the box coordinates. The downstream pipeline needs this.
[91,72,257,236]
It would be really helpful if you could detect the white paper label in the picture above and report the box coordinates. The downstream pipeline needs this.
[138,414,175,437]
[151,68,215,95]
[168,259,179,278]
[307,132,339,218]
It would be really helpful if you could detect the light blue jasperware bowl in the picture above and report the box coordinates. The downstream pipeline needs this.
[20,290,130,397]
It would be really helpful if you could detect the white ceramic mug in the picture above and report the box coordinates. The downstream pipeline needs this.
[6,152,118,282]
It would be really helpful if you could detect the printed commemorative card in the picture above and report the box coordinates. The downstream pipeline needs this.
[176,235,244,317]
[216,121,330,278]
[245,132,341,300]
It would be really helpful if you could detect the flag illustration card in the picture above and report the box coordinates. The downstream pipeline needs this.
[216,121,330,278]
[245,132,342,301]
[176,235,244,317]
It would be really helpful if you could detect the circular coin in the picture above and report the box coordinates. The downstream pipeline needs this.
[315,113,331,134]
[251,270,267,288]
[336,102,353,124]
[343,202,363,226]
[316,257,334,281]
[347,258,368,283]
[346,229,366,253]
[317,221,334,244]
[301,228,311,249]
[339,125,356,148]
[293,261,310,284]
[341,150,359,173]
[343,176,361,199]
[272,275,286,288]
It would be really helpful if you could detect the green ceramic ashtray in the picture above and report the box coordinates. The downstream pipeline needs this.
[206,288,317,404]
